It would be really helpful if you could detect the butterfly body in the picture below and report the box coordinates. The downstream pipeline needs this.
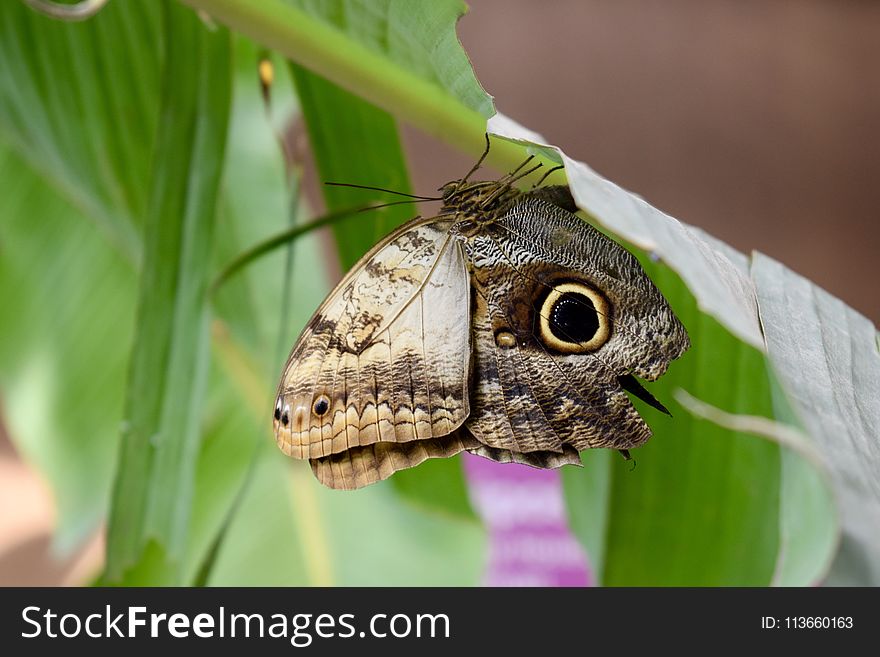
[274,169,689,489]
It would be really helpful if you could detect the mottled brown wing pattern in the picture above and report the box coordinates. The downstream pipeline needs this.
[273,216,471,468]
[274,165,690,490]
[459,195,689,453]
[309,431,478,491]
[466,276,635,452]
[308,429,582,490]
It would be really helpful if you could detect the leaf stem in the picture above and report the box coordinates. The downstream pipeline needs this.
[210,205,363,293]
[178,0,529,169]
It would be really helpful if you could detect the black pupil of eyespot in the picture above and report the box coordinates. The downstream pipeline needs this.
[550,292,599,344]
[274,406,281,421]
[314,398,329,415]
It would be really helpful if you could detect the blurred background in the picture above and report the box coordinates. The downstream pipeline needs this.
[2,0,878,584]
[410,0,880,324]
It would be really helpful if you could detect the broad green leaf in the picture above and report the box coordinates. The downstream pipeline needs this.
[181,40,325,584]
[291,0,490,116]
[673,386,837,587]
[209,43,306,366]
[204,445,486,586]
[390,454,475,521]
[0,146,135,554]
[288,65,414,267]
[205,449,312,586]
[103,2,232,584]
[564,263,782,585]
[0,0,172,554]
[314,480,484,586]
[0,3,301,581]
[0,0,163,261]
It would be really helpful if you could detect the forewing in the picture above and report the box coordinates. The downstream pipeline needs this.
[274,217,471,460]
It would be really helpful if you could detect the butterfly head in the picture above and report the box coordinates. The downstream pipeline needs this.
[439,179,522,226]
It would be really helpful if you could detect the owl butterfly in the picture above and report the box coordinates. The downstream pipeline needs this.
[273,142,690,490]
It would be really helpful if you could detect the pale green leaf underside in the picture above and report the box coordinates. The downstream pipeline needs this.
[753,253,880,585]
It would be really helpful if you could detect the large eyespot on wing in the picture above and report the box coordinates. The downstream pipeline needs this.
[461,195,690,455]
[535,280,612,353]
[498,193,690,377]
[465,261,647,455]
[273,216,471,463]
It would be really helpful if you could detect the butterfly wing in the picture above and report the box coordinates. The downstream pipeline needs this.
[460,192,690,454]
[274,216,471,483]
[276,181,689,488]
[308,431,478,490]
[308,429,583,490]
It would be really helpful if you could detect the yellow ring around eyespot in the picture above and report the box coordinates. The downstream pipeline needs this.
[538,282,612,353]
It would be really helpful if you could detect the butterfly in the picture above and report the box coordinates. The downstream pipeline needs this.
[272,142,690,489]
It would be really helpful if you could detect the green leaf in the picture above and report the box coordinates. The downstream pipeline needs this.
[390,456,476,520]
[0,146,135,554]
[208,41,315,370]
[289,64,414,267]
[204,450,313,586]
[313,481,484,586]
[103,2,232,584]
[672,386,837,586]
[753,253,880,585]
[0,0,170,557]
[290,0,491,116]
[204,449,486,586]
[0,1,174,554]
[564,264,782,585]
[179,0,512,161]
[0,0,163,261]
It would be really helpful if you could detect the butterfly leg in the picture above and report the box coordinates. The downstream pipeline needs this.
[618,449,638,471]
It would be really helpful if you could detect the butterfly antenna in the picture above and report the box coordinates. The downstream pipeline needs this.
[459,133,492,185]
[324,182,440,201]
[533,164,565,188]
[356,198,436,212]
